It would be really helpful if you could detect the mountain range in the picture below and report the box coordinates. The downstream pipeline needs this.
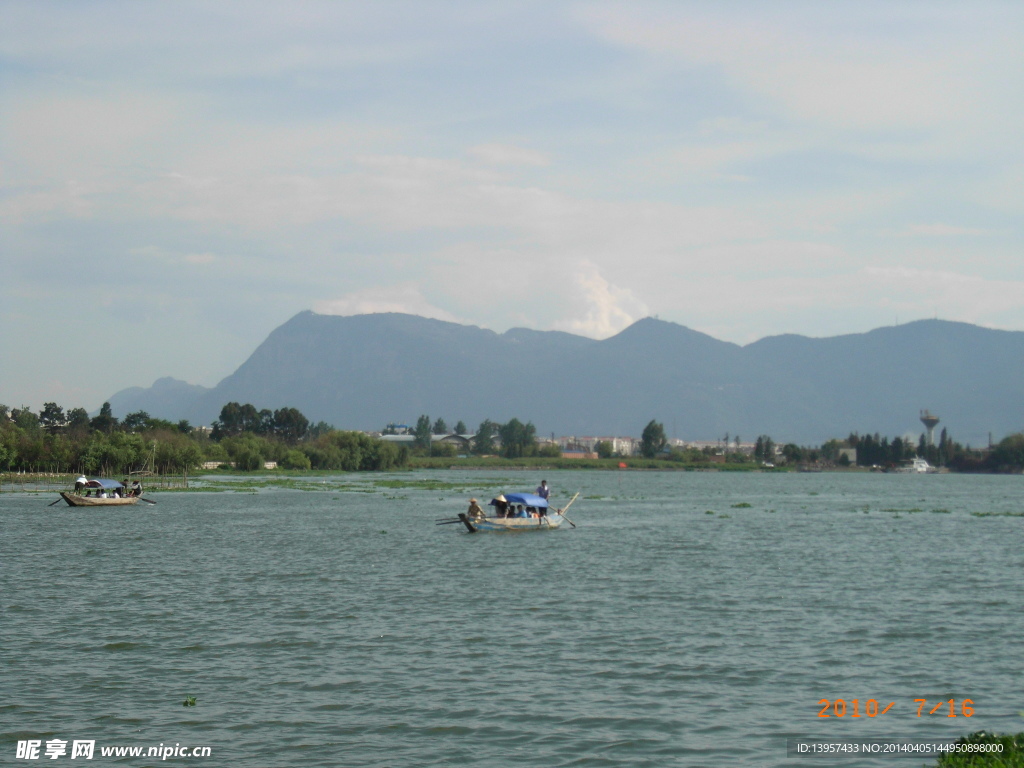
[106,312,1024,445]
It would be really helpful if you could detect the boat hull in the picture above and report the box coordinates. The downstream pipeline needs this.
[468,514,564,532]
[60,493,140,507]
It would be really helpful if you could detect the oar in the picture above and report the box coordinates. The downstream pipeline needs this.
[139,497,157,505]
[556,491,580,528]
[435,519,463,525]
[48,497,64,507]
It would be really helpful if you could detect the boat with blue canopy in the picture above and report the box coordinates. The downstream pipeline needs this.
[439,491,579,532]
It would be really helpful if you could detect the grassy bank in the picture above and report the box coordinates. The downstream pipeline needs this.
[931,732,1024,767]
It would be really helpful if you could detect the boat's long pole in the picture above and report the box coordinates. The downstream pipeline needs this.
[557,491,580,527]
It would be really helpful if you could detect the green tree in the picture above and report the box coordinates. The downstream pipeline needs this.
[472,419,496,454]
[13,407,42,438]
[640,420,667,458]
[989,433,1024,471]
[430,442,458,458]
[280,449,312,470]
[454,420,467,435]
[432,417,448,435]
[212,402,264,439]
[273,407,309,443]
[413,415,432,450]
[537,442,561,458]
[258,409,275,435]
[39,402,66,433]
[235,448,264,471]
[123,411,152,432]
[65,407,91,433]
[90,402,119,434]
[595,440,613,459]
[308,421,334,439]
[498,418,537,459]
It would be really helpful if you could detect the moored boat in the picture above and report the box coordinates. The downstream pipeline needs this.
[890,457,939,474]
[58,478,142,506]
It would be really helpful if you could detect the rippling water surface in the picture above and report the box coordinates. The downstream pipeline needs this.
[3,471,1023,766]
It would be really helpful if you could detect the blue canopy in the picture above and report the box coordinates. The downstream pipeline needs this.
[491,492,548,509]
[84,479,125,490]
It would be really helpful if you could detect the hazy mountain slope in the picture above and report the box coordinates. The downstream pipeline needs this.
[106,376,211,421]
[108,313,1024,444]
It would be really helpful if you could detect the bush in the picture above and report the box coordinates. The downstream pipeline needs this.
[280,449,311,470]
[234,448,263,471]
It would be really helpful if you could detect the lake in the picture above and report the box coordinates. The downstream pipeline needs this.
[2,470,1022,766]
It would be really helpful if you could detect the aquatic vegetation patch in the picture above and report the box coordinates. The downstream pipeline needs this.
[373,479,485,492]
[731,502,752,508]
[932,731,1024,767]
[182,696,196,707]
[971,511,1024,517]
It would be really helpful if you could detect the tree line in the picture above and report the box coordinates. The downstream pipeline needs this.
[0,401,407,475]
[401,415,563,459]
[5,399,1023,474]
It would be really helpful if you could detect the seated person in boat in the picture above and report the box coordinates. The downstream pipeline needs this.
[130,480,142,497]
[515,504,528,518]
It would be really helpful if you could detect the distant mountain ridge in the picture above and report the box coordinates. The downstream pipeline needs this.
[106,312,1024,445]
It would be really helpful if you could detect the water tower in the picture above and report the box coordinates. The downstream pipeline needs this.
[920,410,940,446]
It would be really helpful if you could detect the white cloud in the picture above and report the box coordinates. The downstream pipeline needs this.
[577,4,1020,133]
[468,143,550,167]
[314,283,462,323]
[555,262,648,339]
[900,224,995,237]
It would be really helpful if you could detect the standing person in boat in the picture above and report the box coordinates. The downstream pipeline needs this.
[131,480,142,497]
[536,479,550,501]
[74,474,87,493]
[493,494,509,517]
[467,498,485,520]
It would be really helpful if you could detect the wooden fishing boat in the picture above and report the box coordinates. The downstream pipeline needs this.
[440,492,579,533]
[58,478,141,507]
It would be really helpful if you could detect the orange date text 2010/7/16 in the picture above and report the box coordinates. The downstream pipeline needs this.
[817,699,974,718]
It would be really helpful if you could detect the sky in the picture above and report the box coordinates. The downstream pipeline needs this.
[2,1,1023,411]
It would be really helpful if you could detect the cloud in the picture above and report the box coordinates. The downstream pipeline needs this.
[577,4,1021,133]
[468,143,550,167]
[899,223,995,237]
[314,283,462,323]
[555,262,648,339]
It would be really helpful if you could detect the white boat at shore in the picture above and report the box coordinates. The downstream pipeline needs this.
[892,457,939,474]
